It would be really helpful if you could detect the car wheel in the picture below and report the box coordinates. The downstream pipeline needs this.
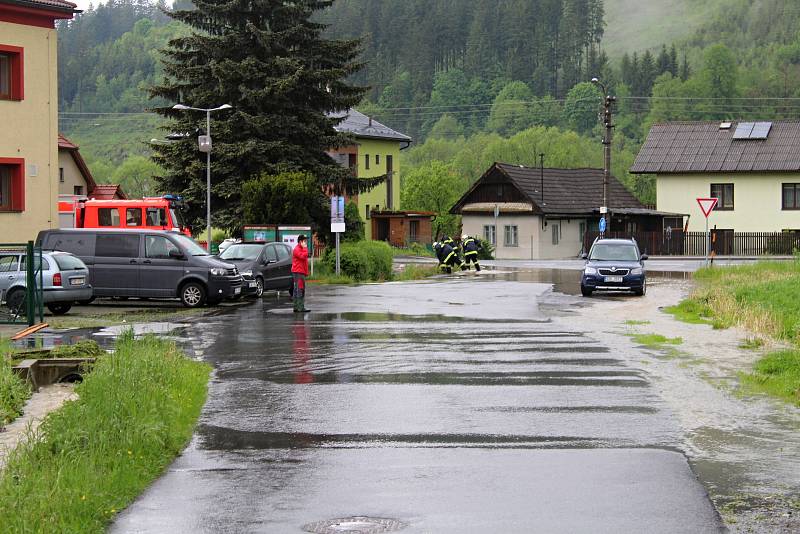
[255,277,264,298]
[635,279,647,297]
[288,283,293,297]
[580,285,593,297]
[5,288,26,316]
[180,282,206,308]
[47,303,72,315]
[78,297,95,305]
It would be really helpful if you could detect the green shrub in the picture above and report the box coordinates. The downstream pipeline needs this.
[322,240,394,281]
[0,333,210,532]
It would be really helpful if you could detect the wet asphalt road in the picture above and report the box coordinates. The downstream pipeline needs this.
[112,277,723,533]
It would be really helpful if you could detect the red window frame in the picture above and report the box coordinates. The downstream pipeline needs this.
[0,158,25,212]
[0,44,24,101]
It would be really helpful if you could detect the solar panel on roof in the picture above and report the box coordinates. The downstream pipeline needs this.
[732,122,755,139]
[750,122,772,139]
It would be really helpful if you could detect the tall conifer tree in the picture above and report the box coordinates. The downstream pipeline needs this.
[150,0,378,232]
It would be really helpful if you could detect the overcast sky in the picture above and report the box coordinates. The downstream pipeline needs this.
[74,0,106,13]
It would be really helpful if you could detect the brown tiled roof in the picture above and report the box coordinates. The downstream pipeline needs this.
[631,120,800,174]
[0,0,78,12]
[451,163,644,216]
[57,133,78,150]
[90,184,127,200]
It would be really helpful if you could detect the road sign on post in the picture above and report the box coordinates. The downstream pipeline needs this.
[331,196,346,275]
[697,197,718,265]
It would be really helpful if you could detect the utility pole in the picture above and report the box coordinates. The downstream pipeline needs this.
[591,78,615,234]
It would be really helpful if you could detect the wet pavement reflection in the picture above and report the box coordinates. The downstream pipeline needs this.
[110,274,729,533]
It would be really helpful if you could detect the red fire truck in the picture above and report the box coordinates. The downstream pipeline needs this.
[58,195,192,236]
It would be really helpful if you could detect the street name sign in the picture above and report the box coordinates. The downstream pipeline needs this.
[697,198,718,218]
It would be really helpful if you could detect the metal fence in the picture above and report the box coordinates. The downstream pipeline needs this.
[0,242,45,326]
[583,231,800,256]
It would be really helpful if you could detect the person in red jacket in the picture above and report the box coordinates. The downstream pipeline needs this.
[291,234,310,313]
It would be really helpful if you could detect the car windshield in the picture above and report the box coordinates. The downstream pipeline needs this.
[219,244,262,261]
[589,243,640,262]
[53,254,87,271]
[172,234,208,256]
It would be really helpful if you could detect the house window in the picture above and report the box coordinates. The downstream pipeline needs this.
[0,46,24,101]
[364,154,370,170]
[73,185,83,195]
[782,183,800,210]
[409,220,419,242]
[504,225,518,247]
[0,159,24,212]
[376,154,380,165]
[365,204,370,219]
[59,168,64,183]
[483,225,496,246]
[551,223,560,245]
[710,183,734,210]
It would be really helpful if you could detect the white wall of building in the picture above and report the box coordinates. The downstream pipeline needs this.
[461,213,588,259]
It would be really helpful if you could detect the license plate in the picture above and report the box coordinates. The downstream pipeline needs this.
[248,282,257,288]
[604,276,624,283]
[234,287,241,295]
[69,277,85,286]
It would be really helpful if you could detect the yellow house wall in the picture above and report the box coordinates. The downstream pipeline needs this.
[657,173,800,232]
[58,150,89,196]
[0,21,59,242]
[355,138,403,240]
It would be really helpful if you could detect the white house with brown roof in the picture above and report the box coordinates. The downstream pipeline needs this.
[58,133,126,199]
[450,162,674,259]
[632,120,800,233]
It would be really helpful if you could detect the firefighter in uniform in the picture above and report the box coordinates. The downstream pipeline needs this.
[462,234,481,271]
[441,235,465,270]
[433,241,460,274]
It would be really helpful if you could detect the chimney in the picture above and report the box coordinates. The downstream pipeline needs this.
[368,116,372,127]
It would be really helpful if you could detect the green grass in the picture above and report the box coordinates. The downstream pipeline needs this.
[0,338,30,426]
[663,300,715,326]
[629,333,683,348]
[670,260,800,405]
[0,333,211,532]
[391,243,434,258]
[740,349,800,406]
[393,264,440,281]
[624,320,651,326]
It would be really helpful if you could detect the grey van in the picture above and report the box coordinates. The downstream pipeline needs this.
[37,229,243,307]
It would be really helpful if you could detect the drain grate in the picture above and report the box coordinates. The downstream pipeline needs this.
[302,516,407,533]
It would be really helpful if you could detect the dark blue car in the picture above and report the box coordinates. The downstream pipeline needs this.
[580,238,648,297]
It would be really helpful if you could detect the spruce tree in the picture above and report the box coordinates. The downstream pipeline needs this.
[150,0,380,233]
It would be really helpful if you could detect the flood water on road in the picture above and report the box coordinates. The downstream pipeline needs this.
[111,276,730,533]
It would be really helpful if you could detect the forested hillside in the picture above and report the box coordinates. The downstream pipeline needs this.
[55,0,800,206]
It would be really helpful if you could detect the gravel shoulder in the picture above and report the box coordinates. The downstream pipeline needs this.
[564,279,800,532]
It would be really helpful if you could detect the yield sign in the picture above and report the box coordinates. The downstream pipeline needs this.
[697,197,718,218]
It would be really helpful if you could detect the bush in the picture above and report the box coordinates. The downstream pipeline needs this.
[343,201,365,242]
[322,240,394,281]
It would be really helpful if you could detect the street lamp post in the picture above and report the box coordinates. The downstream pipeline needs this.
[591,78,615,235]
[172,103,233,251]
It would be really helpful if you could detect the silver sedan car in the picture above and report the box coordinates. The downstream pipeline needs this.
[0,250,93,315]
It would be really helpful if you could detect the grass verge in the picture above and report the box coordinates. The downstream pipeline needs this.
[0,338,30,426]
[670,259,800,405]
[0,332,211,532]
[739,349,800,406]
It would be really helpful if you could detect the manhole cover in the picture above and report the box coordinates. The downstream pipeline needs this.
[302,516,407,533]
